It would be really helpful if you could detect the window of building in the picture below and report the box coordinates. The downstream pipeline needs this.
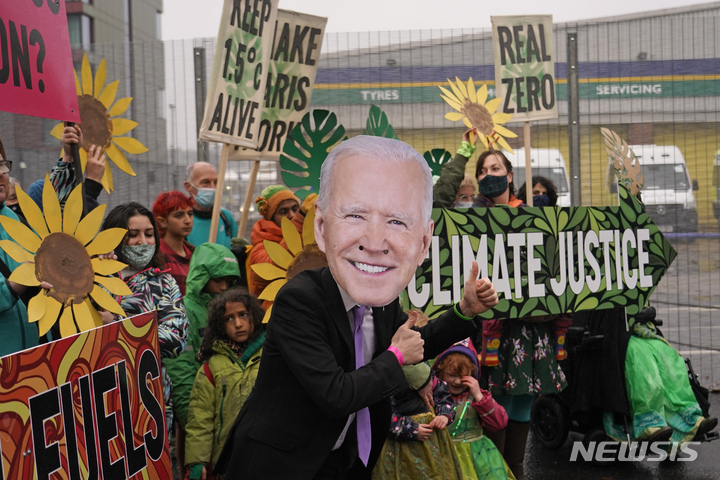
[67,13,93,50]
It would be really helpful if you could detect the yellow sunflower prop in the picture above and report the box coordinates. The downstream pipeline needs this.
[50,53,147,192]
[251,206,327,323]
[0,175,131,338]
[440,77,517,153]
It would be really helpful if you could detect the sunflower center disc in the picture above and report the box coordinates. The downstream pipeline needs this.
[78,94,112,149]
[462,100,495,136]
[35,232,95,305]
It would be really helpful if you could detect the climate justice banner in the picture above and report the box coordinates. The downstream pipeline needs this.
[0,0,79,121]
[0,312,170,480]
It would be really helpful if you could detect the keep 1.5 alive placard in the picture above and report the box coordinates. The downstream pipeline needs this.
[199,0,279,147]
[230,9,327,161]
[0,312,171,480]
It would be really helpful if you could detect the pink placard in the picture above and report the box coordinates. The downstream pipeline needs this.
[0,0,80,121]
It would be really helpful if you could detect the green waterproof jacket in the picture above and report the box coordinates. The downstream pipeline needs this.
[185,332,264,469]
[163,242,240,427]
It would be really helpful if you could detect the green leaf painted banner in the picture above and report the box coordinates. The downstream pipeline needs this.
[406,185,677,319]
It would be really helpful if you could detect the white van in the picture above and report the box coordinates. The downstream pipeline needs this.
[505,148,571,206]
[610,144,698,233]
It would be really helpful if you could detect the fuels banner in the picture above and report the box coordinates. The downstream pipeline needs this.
[0,312,170,480]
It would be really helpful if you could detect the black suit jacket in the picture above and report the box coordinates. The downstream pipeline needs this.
[215,267,477,479]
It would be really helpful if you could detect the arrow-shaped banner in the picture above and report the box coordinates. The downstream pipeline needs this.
[406,184,677,319]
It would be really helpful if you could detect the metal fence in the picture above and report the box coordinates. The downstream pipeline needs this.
[1,3,719,387]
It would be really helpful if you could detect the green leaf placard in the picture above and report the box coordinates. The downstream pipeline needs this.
[363,105,398,139]
[423,149,453,177]
[407,184,677,319]
[279,109,346,200]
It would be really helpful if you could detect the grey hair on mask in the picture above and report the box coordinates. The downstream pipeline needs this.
[316,136,433,222]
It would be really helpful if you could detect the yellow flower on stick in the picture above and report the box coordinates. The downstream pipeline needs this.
[251,206,327,323]
[0,175,131,338]
[440,77,517,153]
[50,53,147,192]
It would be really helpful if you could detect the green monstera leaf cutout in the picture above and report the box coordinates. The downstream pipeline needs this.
[423,149,453,177]
[363,105,398,139]
[280,109,347,200]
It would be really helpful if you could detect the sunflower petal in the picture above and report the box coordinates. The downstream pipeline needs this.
[491,112,514,125]
[98,80,119,110]
[59,307,77,338]
[94,275,133,296]
[263,241,294,269]
[73,299,101,332]
[496,136,515,155]
[111,118,139,136]
[93,59,106,100]
[477,84,488,105]
[0,240,35,264]
[90,284,126,316]
[106,143,138,176]
[38,297,62,337]
[27,291,46,323]
[75,204,107,246]
[444,112,465,122]
[9,262,40,286]
[101,160,114,192]
[281,217,302,256]
[50,123,64,140]
[80,148,88,173]
[302,206,316,247]
[108,97,132,117]
[85,228,127,257]
[484,98,503,115]
[258,279,285,301]
[454,77,469,99]
[74,70,82,96]
[81,54,92,96]
[13,185,48,238]
[438,85,459,104]
[63,185,84,235]
[42,179,62,235]
[0,216,42,253]
[251,263,287,282]
[262,304,273,324]
[493,124,518,139]
[84,297,104,328]
[91,258,127,276]
[462,117,473,129]
[448,79,467,104]
[112,136,148,155]
[479,135,490,149]
[440,94,463,112]
[467,78,477,103]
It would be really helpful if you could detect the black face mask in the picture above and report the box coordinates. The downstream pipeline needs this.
[6,203,22,216]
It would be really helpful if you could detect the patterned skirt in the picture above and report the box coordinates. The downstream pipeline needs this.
[372,412,464,480]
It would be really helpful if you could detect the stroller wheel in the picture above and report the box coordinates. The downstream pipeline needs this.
[531,395,570,450]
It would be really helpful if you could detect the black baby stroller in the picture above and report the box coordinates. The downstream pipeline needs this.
[530,306,718,452]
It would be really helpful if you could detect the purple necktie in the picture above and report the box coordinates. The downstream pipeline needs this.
[352,305,371,465]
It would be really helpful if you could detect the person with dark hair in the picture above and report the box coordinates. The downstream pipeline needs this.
[474,149,522,208]
[152,191,195,295]
[472,151,569,480]
[184,288,265,480]
[101,202,188,432]
[516,175,558,207]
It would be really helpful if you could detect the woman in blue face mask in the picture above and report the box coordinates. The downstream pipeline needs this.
[474,150,523,208]
[516,176,558,207]
[101,202,189,437]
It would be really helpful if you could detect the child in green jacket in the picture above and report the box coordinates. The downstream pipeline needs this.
[185,288,265,479]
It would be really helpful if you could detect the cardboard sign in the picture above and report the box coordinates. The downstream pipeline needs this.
[0,312,171,479]
[0,0,79,121]
[491,15,557,122]
[406,186,676,319]
[229,9,327,161]
[198,0,279,147]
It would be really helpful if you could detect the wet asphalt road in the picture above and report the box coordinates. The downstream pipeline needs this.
[524,391,720,480]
